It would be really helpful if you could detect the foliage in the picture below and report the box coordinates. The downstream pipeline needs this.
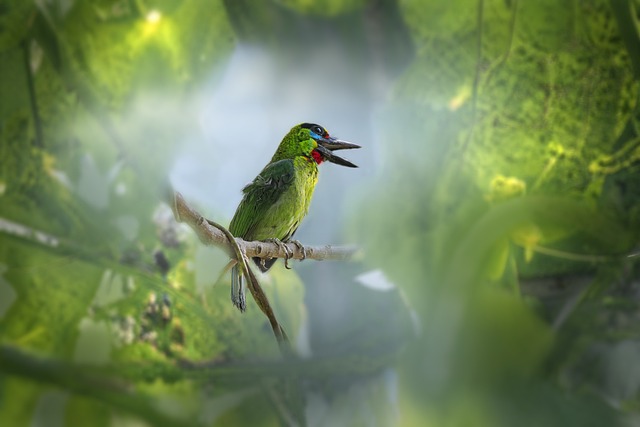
[356,0,640,425]
[1,0,640,426]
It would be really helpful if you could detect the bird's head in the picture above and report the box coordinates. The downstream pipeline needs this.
[274,123,360,167]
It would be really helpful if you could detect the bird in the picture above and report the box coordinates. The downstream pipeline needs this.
[228,122,360,312]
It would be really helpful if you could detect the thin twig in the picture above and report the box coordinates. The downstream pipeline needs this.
[170,191,358,356]
[171,192,358,262]
[0,345,199,427]
[22,39,44,148]
[205,219,290,353]
[481,0,519,89]
[264,383,300,427]
[460,0,485,157]
[170,190,360,356]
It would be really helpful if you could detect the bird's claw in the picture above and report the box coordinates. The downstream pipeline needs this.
[291,240,306,261]
[265,238,293,269]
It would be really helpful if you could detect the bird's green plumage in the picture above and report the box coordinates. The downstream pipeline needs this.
[228,158,317,242]
[227,123,358,311]
[229,125,319,243]
[228,124,321,311]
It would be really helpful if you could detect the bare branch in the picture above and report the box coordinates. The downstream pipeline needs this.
[205,217,290,352]
[171,190,357,358]
[171,192,358,262]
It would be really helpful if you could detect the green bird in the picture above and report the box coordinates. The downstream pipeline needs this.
[228,123,360,312]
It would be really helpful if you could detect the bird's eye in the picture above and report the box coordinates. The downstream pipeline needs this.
[313,126,324,136]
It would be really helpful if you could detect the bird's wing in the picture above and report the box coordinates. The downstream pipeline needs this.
[228,159,295,239]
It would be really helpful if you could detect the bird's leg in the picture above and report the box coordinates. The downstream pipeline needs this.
[290,240,307,261]
[214,259,236,286]
[205,219,249,311]
[265,238,293,269]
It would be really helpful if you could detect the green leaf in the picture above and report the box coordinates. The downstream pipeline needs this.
[0,0,36,51]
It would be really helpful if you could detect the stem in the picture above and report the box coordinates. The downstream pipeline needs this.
[205,218,291,353]
[22,39,44,148]
[172,192,358,262]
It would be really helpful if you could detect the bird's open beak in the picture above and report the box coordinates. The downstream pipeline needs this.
[316,136,360,168]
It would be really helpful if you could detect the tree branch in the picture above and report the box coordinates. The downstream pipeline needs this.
[0,345,199,427]
[459,0,485,158]
[170,191,359,262]
[22,39,44,149]
[205,217,290,352]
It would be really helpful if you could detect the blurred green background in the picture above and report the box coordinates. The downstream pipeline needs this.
[1,0,640,426]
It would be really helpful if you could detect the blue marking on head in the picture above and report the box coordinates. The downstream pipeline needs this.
[309,131,322,140]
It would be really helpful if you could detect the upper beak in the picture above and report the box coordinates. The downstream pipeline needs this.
[316,136,361,168]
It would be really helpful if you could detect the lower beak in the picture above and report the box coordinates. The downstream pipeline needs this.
[317,137,360,168]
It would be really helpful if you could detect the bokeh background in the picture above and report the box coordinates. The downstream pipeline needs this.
[1,0,640,426]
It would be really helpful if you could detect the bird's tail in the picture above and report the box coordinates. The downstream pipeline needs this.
[230,264,246,312]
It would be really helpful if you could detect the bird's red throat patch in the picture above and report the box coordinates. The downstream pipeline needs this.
[311,149,324,164]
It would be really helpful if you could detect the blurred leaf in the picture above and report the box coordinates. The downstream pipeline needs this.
[0,238,104,424]
[0,0,35,51]
[456,290,554,384]
[484,237,510,281]
[277,0,368,16]
[609,0,640,78]
[64,396,110,427]
[1,0,640,425]
[446,197,631,290]
[0,46,29,118]
[0,264,16,319]
[516,0,574,51]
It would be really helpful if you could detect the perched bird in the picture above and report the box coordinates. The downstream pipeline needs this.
[228,123,360,311]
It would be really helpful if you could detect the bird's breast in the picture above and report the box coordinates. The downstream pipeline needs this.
[250,159,318,241]
[289,157,319,215]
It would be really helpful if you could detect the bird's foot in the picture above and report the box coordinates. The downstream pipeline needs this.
[230,265,246,312]
[290,240,307,261]
[265,238,293,269]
